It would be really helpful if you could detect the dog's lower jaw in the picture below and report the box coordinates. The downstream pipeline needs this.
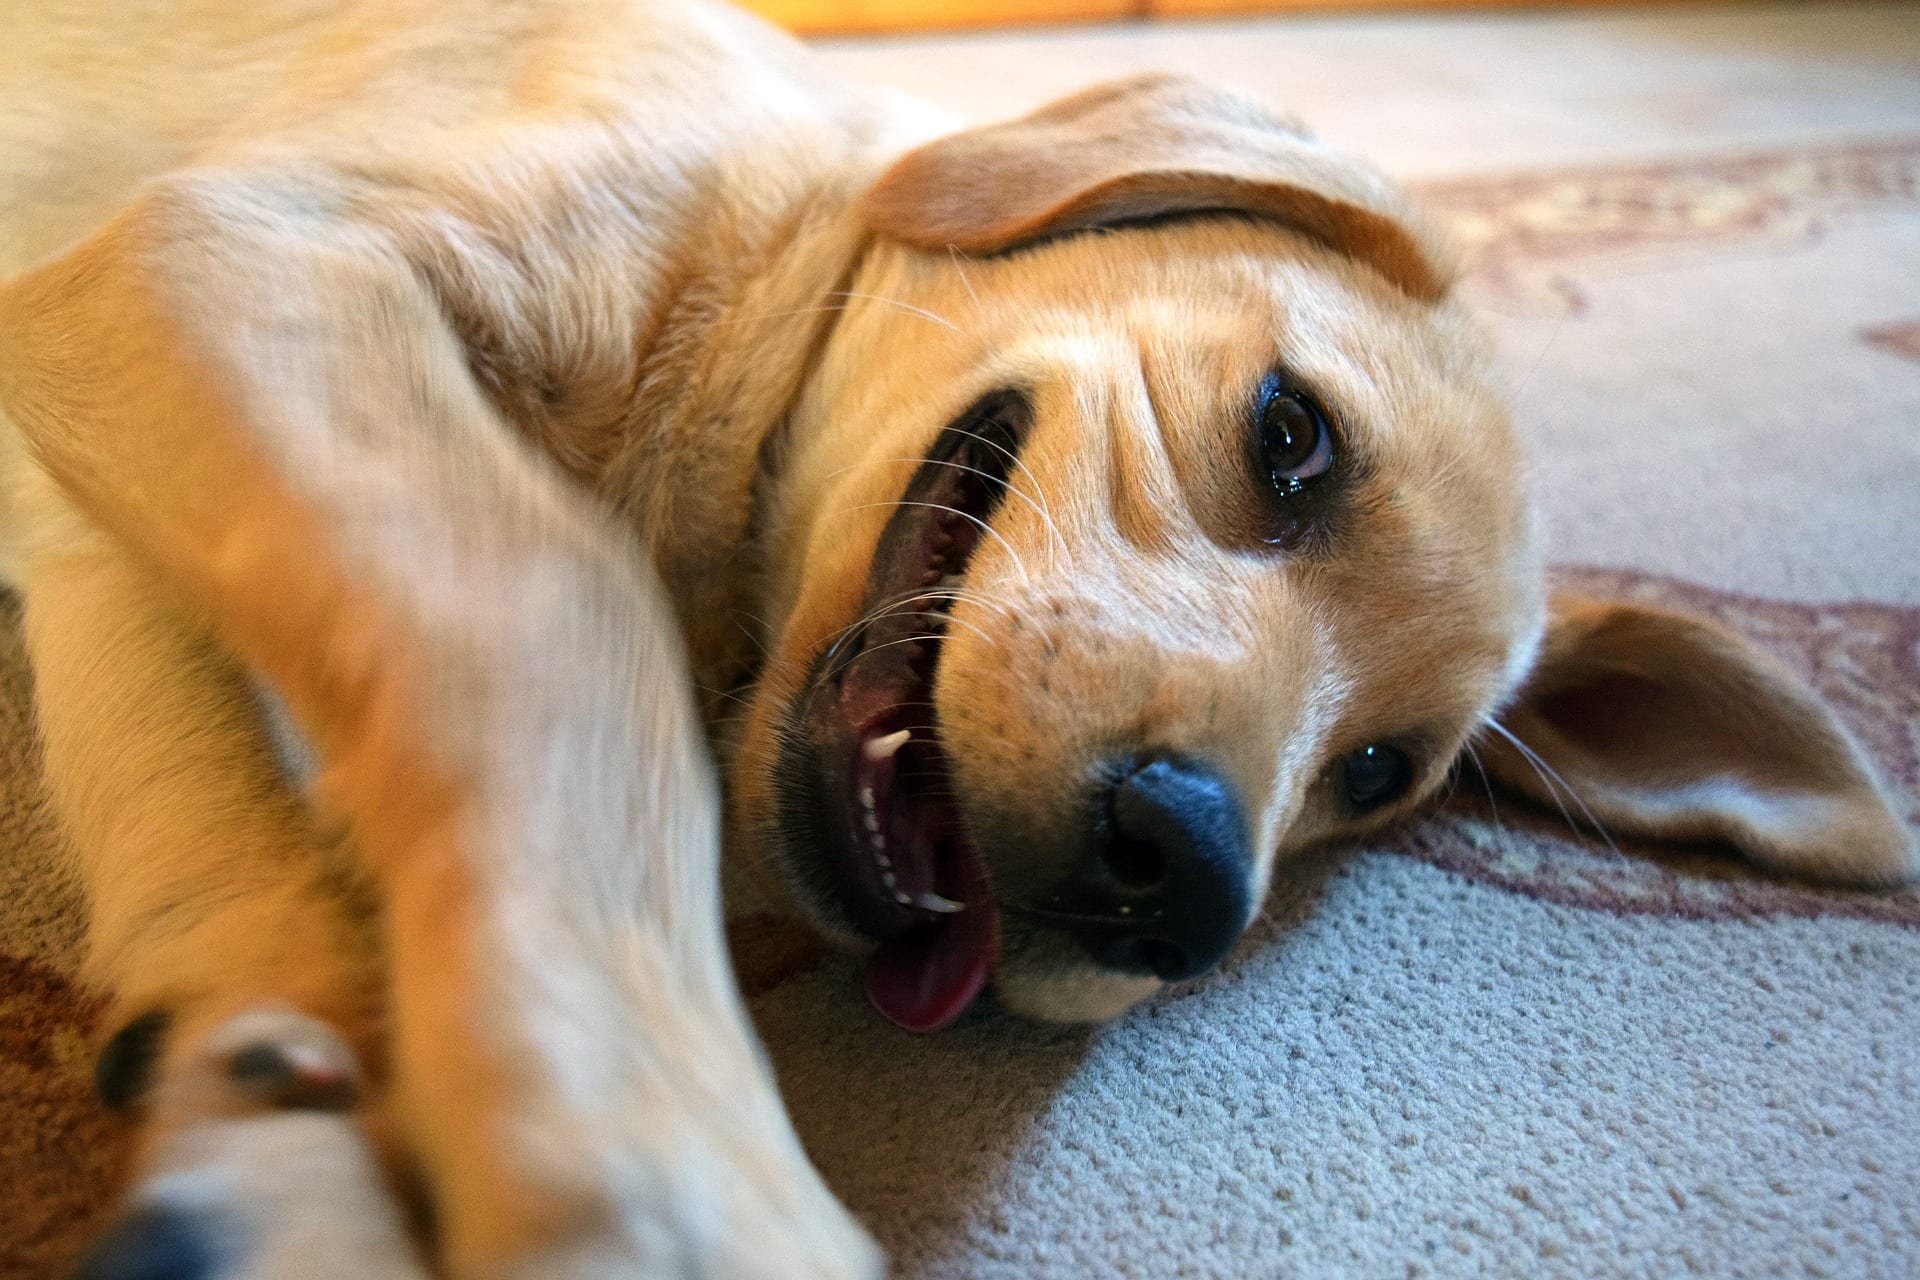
[992,950,1165,1025]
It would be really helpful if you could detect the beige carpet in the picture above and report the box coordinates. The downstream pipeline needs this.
[6,3,1920,1275]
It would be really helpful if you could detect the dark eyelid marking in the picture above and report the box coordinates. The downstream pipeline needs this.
[1244,365,1362,555]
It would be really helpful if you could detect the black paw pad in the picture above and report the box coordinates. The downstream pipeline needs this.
[71,1205,228,1280]
[225,1039,358,1111]
[95,1010,173,1113]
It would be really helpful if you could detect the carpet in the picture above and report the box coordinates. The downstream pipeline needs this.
[5,4,1919,1276]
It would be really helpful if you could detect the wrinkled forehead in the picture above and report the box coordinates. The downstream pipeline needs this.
[825,218,1499,434]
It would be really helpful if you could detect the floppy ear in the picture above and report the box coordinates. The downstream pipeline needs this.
[1477,597,1915,887]
[860,74,1454,302]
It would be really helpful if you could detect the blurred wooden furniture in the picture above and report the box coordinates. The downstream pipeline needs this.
[748,0,1133,30]
[746,0,1616,33]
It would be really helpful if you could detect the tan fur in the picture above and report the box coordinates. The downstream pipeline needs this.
[0,0,1910,1274]
[726,216,1541,1019]
[860,74,1456,301]
[1480,596,1916,887]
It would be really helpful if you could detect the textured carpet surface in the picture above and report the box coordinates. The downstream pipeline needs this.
[5,4,1920,1276]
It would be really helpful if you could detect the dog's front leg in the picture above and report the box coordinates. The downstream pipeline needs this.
[4,494,422,1277]
[76,1006,429,1280]
[0,173,877,1279]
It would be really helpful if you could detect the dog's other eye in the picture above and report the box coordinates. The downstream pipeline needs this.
[1256,375,1335,496]
[1343,744,1411,812]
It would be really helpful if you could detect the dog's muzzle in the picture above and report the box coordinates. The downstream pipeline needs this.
[772,390,1261,1028]
[1013,753,1253,982]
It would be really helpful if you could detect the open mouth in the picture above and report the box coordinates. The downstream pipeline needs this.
[776,391,1031,1032]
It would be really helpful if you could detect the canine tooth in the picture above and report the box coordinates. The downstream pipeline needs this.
[863,729,911,762]
[915,892,964,914]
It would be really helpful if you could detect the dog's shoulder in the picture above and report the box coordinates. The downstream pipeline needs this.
[4,0,867,278]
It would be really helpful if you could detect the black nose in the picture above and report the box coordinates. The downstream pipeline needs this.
[1033,755,1253,982]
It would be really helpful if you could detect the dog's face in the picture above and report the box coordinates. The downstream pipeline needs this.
[725,77,1914,1030]
[726,78,1539,1026]
[733,218,1536,1026]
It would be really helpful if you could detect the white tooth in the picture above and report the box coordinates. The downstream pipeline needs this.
[915,892,965,914]
[863,812,881,834]
[882,869,898,888]
[859,786,875,810]
[894,890,913,905]
[876,853,892,869]
[862,729,912,762]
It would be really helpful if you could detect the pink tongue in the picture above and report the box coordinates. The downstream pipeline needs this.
[865,898,995,1033]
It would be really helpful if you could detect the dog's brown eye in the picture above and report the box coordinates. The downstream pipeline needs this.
[1343,744,1411,813]
[1256,377,1335,496]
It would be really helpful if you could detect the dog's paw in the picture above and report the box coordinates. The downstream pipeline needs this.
[499,1216,884,1280]
[75,1005,426,1280]
[95,1008,175,1112]
[94,1003,364,1118]
[72,1204,230,1280]
[194,1005,365,1115]
[461,1117,884,1280]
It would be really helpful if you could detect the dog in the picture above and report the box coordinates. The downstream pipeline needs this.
[2,0,1912,1274]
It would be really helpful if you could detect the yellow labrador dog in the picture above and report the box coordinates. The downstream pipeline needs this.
[2,0,1912,1275]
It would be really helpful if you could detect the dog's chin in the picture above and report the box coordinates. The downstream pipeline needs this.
[992,934,1165,1024]
[769,394,1031,1033]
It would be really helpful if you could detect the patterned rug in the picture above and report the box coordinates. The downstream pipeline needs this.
[5,6,1919,1276]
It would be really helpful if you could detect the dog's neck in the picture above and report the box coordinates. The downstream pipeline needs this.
[628,175,877,715]
[487,113,923,723]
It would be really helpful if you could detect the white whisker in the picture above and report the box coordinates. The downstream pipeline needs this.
[710,302,852,329]
[828,290,964,335]
[822,588,946,662]
[814,617,997,692]
[820,579,1016,661]
[947,245,982,308]
[829,499,1033,586]
[817,444,1067,569]
[1481,719,1620,855]
[841,455,1067,570]
[949,428,1070,567]
[1460,740,1503,834]
[916,587,1014,619]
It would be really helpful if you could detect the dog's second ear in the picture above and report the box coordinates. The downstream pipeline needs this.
[1478,596,1916,887]
[860,74,1453,301]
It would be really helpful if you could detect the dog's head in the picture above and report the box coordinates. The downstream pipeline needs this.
[728,77,1913,1029]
